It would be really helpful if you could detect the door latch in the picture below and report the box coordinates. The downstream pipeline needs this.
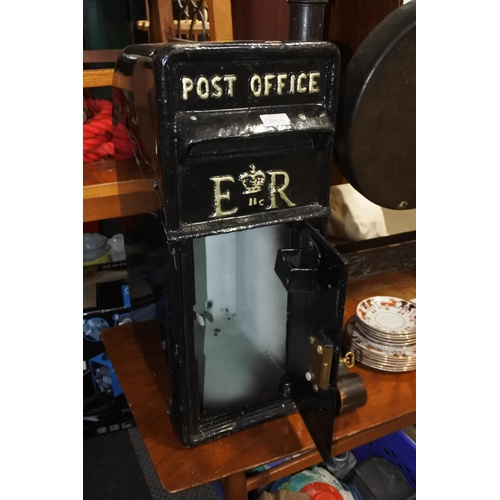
[305,335,334,392]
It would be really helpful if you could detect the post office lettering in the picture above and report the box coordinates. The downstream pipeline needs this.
[182,74,237,100]
[250,71,321,97]
[181,71,321,100]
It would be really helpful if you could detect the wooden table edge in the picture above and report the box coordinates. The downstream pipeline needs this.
[100,270,416,497]
[102,323,415,495]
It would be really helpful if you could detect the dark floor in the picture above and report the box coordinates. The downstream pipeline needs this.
[83,428,224,500]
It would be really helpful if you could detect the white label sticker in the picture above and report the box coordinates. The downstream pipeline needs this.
[260,113,291,126]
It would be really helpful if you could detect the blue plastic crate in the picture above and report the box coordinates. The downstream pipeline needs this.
[351,429,416,489]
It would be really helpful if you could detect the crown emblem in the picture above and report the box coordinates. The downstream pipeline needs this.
[239,164,266,194]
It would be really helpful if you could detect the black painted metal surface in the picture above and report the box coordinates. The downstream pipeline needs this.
[334,0,416,210]
[286,222,348,460]
[287,0,329,41]
[112,41,347,454]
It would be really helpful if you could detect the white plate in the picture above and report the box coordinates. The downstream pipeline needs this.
[344,344,416,372]
[356,321,416,346]
[343,334,416,372]
[356,296,416,334]
[346,316,416,358]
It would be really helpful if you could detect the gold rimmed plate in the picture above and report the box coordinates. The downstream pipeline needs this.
[356,296,416,334]
[346,316,416,359]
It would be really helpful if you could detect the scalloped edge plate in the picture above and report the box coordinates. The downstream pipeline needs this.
[356,296,416,334]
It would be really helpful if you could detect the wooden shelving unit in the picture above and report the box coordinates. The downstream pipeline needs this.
[83,159,121,222]
[83,1,234,222]
[83,159,160,222]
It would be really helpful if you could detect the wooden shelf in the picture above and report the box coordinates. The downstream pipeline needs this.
[83,69,114,88]
[83,50,123,88]
[83,159,160,222]
[101,269,416,498]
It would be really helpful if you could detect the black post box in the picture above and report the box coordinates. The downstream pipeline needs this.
[112,41,348,460]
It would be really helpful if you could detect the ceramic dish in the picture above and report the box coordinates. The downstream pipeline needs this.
[355,321,416,346]
[343,318,416,372]
[346,317,416,358]
[356,296,416,334]
[347,349,416,370]
[343,340,416,372]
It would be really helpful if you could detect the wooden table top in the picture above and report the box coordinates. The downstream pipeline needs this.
[101,269,416,493]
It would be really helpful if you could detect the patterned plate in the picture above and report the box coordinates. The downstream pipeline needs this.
[344,317,416,372]
[356,321,416,346]
[356,296,416,334]
[346,316,416,359]
[343,339,416,372]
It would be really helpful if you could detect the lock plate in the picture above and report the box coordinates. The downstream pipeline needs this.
[308,336,333,391]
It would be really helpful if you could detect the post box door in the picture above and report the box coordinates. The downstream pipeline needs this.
[278,221,348,460]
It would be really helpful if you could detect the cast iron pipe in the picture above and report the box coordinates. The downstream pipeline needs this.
[287,0,329,41]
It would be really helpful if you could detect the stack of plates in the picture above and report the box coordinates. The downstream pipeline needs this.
[343,296,416,372]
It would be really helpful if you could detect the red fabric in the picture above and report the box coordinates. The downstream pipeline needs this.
[83,98,136,162]
[83,98,113,163]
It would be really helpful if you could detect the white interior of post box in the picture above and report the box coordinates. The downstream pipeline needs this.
[193,224,289,416]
